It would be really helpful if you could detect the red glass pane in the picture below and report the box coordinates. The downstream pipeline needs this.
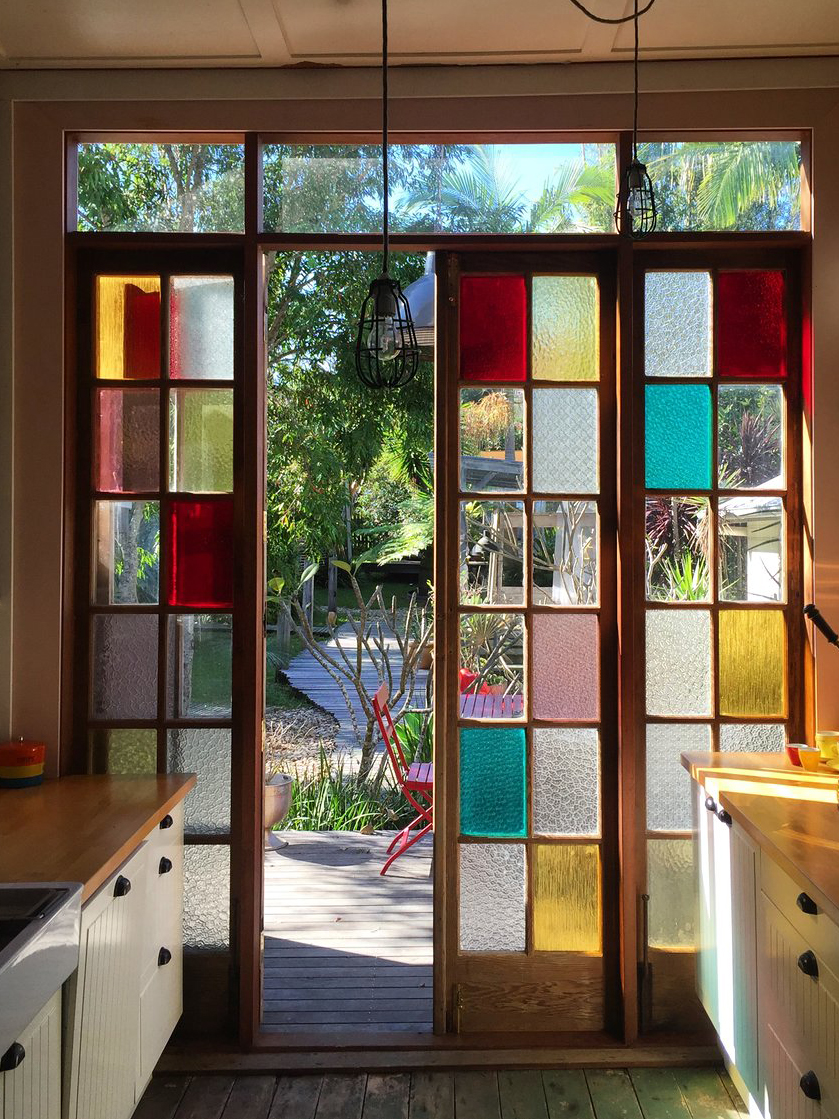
[718,271,787,378]
[124,284,161,379]
[460,276,527,382]
[168,499,234,609]
[94,388,159,492]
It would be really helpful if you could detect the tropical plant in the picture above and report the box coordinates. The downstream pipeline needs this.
[282,747,416,832]
[645,497,711,601]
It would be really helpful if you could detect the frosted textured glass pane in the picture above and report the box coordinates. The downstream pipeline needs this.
[533,500,598,606]
[183,844,230,950]
[90,614,158,720]
[169,276,235,380]
[459,614,524,720]
[533,388,598,495]
[533,614,599,721]
[533,728,600,836]
[645,497,711,603]
[167,729,231,836]
[92,500,160,605]
[169,389,234,493]
[460,728,526,838]
[645,385,712,490]
[95,275,161,380]
[168,615,232,718]
[460,501,524,606]
[719,497,783,603]
[646,610,712,717]
[89,728,157,775]
[648,839,696,949]
[646,723,712,832]
[460,389,525,493]
[645,271,712,378]
[459,843,525,952]
[718,384,784,489]
[720,723,787,753]
[719,609,785,716]
[95,388,159,492]
[533,844,601,952]
[532,276,599,382]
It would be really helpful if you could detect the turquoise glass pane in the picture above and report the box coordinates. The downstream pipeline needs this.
[645,384,712,490]
[460,727,526,838]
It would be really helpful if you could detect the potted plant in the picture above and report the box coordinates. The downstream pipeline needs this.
[264,759,293,850]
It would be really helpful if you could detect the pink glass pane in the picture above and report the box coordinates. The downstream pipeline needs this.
[168,498,234,609]
[718,271,787,378]
[94,388,159,492]
[460,276,527,382]
[533,613,599,721]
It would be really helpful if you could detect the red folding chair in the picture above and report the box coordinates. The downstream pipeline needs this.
[372,682,433,876]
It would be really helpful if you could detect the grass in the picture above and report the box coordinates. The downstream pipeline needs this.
[281,749,417,832]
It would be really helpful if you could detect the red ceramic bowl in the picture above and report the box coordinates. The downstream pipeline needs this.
[0,739,46,767]
[785,743,803,767]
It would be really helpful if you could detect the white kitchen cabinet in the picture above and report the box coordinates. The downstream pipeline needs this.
[0,991,61,1119]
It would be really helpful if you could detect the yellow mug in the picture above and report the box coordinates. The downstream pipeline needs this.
[816,731,839,762]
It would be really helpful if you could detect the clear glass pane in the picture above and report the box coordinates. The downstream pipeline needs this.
[95,275,161,380]
[183,844,230,950]
[459,728,526,838]
[718,385,784,489]
[88,728,157,775]
[460,500,524,606]
[719,497,784,603]
[459,613,524,720]
[94,388,159,492]
[646,609,712,717]
[647,838,696,949]
[719,723,787,752]
[92,500,160,605]
[169,276,235,381]
[533,727,600,836]
[644,271,712,378]
[459,843,525,952]
[167,729,231,836]
[645,497,711,602]
[533,388,598,494]
[645,385,712,490]
[532,275,599,382]
[78,144,245,233]
[533,844,601,952]
[532,614,599,721]
[646,723,712,832]
[169,388,234,492]
[90,614,158,720]
[460,389,524,493]
[719,609,786,717]
[168,615,232,719]
[533,500,598,606]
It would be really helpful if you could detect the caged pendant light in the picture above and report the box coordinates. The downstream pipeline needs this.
[354,0,421,389]
[614,0,657,238]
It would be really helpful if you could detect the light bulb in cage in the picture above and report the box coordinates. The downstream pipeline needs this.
[355,275,421,389]
[615,157,657,239]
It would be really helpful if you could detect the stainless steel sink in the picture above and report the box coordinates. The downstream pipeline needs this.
[0,882,82,1056]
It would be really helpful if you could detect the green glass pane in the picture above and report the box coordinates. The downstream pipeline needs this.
[460,727,526,838]
[645,384,712,490]
[532,276,599,382]
[89,728,157,775]
[169,388,233,493]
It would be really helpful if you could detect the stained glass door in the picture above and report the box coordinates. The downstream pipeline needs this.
[437,255,618,1034]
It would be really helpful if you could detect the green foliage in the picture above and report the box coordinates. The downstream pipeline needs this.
[282,748,415,832]
[394,710,433,765]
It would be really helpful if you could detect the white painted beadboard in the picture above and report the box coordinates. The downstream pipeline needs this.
[1,991,61,1119]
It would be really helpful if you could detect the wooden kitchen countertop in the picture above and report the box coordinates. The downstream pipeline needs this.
[0,774,196,902]
[681,750,838,791]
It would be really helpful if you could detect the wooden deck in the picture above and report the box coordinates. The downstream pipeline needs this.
[263,831,433,1034]
[136,1067,746,1119]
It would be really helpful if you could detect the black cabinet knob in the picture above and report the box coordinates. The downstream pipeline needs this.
[800,1071,821,1101]
[0,1042,25,1072]
[158,947,172,967]
[705,796,717,812]
[798,950,819,978]
[797,892,818,915]
[158,856,173,875]
[159,814,174,830]
[717,808,733,828]
[113,875,131,898]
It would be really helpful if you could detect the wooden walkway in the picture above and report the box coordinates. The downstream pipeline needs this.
[136,1067,746,1119]
[263,831,433,1034]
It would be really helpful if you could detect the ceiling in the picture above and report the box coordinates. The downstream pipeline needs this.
[0,0,837,69]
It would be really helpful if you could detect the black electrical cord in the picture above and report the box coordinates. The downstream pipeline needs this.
[567,0,656,23]
[381,0,389,276]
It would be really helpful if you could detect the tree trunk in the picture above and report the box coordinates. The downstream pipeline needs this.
[327,557,338,616]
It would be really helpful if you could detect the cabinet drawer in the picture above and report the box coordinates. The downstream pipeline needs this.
[761,854,839,979]
[138,944,182,1091]
[2,991,61,1119]
[141,810,184,987]
[763,1022,838,1119]
[147,803,184,856]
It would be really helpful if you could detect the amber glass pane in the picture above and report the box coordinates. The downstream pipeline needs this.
[169,276,235,380]
[169,389,234,493]
[533,844,601,952]
[719,609,785,716]
[460,389,525,492]
[91,500,160,605]
[460,500,524,606]
[95,388,159,492]
[95,275,161,380]
[460,276,527,382]
[532,276,599,382]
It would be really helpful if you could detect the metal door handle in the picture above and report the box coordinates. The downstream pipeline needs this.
[717,808,733,827]
[158,856,173,875]
[0,1042,25,1072]
[114,875,131,898]
[705,796,717,812]
[797,892,818,915]
[159,814,174,830]
[800,1071,821,1101]
[798,950,819,978]
[158,947,172,967]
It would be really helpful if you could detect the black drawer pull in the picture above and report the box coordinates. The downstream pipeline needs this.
[158,947,172,967]
[159,814,174,830]
[717,808,733,828]
[113,875,131,898]
[705,796,717,812]
[158,856,173,875]
[797,892,819,916]
[800,1071,821,1101]
[798,950,819,978]
[0,1042,25,1072]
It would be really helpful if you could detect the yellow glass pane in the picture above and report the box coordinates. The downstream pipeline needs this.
[533,843,601,953]
[96,275,161,380]
[532,276,599,382]
[719,609,786,716]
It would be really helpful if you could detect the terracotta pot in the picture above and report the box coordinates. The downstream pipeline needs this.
[264,773,293,849]
[418,644,434,671]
